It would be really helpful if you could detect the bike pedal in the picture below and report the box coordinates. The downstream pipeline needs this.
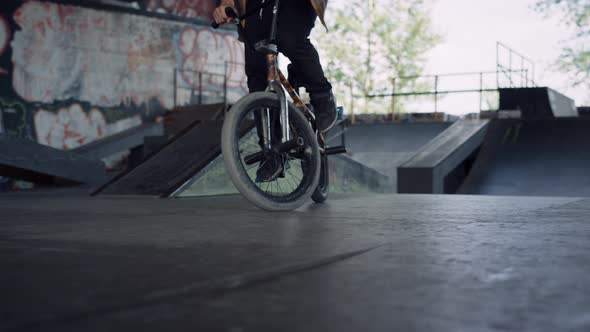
[325,146,347,155]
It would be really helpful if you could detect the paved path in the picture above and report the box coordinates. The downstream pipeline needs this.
[1,193,589,331]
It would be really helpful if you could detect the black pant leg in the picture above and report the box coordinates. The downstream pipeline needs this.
[244,0,332,97]
[243,0,270,93]
[244,43,268,93]
[277,0,332,99]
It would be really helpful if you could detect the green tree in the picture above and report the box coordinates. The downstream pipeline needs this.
[535,0,590,89]
[312,0,441,116]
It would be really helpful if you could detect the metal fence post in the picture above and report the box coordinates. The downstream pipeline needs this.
[509,50,513,87]
[390,78,396,121]
[434,76,439,113]
[479,72,483,112]
[349,81,355,125]
[520,58,525,87]
[496,42,500,89]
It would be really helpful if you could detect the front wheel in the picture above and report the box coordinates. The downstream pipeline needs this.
[221,92,320,211]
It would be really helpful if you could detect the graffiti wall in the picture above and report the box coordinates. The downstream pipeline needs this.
[140,0,215,19]
[94,0,216,20]
[0,0,246,145]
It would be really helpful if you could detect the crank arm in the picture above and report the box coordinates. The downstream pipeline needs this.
[243,137,305,165]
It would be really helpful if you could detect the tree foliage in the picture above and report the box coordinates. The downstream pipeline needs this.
[535,0,590,88]
[311,0,441,114]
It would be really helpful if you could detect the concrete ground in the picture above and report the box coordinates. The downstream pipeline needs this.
[1,192,590,331]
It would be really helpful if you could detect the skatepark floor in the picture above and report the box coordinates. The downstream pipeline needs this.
[2,192,590,331]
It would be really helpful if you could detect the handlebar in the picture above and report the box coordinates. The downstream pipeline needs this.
[211,7,238,29]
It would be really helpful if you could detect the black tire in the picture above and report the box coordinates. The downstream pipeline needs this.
[221,92,320,211]
[311,139,329,203]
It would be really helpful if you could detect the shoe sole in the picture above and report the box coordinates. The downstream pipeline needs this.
[319,114,338,133]
[255,164,284,183]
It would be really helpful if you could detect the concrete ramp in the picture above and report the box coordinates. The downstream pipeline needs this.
[397,120,490,194]
[499,87,578,118]
[72,123,163,160]
[0,135,107,185]
[94,104,228,196]
[176,120,391,197]
[345,122,452,189]
[329,154,392,193]
[458,118,590,197]
[95,120,224,196]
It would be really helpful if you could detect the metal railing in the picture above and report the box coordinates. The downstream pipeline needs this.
[173,69,227,107]
[497,42,536,88]
[361,42,537,116]
[369,71,499,113]
[366,71,536,116]
[172,61,247,108]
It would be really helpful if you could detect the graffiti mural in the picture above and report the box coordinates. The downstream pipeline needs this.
[0,0,247,185]
[175,25,247,103]
[12,1,172,108]
[0,15,9,75]
[141,0,215,19]
[33,102,142,150]
[11,1,246,110]
[0,100,29,139]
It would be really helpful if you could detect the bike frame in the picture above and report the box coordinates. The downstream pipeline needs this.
[217,0,321,148]
[255,0,317,146]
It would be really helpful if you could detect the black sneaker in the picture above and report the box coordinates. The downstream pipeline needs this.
[256,153,283,183]
[311,93,338,133]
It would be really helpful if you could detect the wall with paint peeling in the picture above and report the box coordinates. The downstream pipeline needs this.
[0,0,246,150]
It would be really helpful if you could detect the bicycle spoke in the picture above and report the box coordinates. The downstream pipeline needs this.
[285,175,296,192]
[230,100,320,204]
[287,169,302,183]
[264,181,271,194]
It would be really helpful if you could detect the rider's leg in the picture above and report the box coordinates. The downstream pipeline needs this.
[245,43,282,147]
[244,4,284,182]
[277,0,337,133]
[244,0,283,147]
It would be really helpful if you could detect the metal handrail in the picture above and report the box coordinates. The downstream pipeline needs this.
[173,61,246,108]
[496,42,536,88]
[366,68,534,114]
[388,69,523,81]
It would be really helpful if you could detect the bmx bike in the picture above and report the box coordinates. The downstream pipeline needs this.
[212,1,346,211]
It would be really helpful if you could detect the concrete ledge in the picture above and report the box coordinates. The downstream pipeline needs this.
[0,135,107,184]
[72,123,164,160]
[397,119,489,194]
[499,87,578,119]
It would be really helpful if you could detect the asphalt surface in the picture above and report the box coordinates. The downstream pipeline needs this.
[1,192,590,331]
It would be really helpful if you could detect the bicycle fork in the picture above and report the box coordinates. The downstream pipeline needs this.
[263,52,290,146]
[269,80,290,143]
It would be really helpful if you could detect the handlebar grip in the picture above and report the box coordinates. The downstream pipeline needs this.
[225,7,237,18]
[211,7,238,29]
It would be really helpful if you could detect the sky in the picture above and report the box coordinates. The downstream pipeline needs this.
[423,0,587,114]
